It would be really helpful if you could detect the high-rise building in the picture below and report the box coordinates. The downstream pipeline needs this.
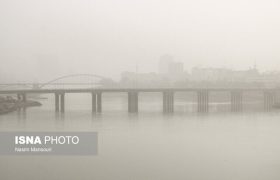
[158,54,173,74]
[158,54,184,75]
[168,62,184,74]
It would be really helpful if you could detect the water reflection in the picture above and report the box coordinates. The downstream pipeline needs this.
[0,95,280,180]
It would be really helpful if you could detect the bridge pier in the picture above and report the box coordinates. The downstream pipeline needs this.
[97,92,102,113]
[17,94,21,101]
[22,93,26,102]
[197,90,209,113]
[92,92,97,113]
[17,93,27,111]
[163,91,174,113]
[128,92,138,113]
[231,91,243,112]
[55,93,65,113]
[264,91,275,111]
[55,93,60,112]
[91,92,102,113]
[60,93,65,113]
[17,93,26,102]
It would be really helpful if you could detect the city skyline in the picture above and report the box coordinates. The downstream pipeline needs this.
[1,53,280,82]
[1,0,280,82]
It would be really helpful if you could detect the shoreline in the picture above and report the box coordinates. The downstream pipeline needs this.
[0,97,42,115]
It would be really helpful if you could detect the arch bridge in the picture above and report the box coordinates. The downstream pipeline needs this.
[0,74,114,90]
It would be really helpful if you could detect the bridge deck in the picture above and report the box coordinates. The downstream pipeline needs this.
[0,88,278,94]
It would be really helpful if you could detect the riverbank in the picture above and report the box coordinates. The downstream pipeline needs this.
[0,96,41,115]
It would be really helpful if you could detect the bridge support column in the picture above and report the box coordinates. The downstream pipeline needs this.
[163,91,174,113]
[231,91,243,112]
[55,93,65,113]
[92,92,97,113]
[197,90,209,113]
[264,91,275,111]
[97,92,102,113]
[60,93,65,113]
[16,93,27,111]
[17,93,26,102]
[17,94,21,101]
[22,93,27,111]
[128,92,138,113]
[22,93,26,102]
[55,93,60,112]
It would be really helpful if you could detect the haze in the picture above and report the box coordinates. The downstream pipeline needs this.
[0,0,280,82]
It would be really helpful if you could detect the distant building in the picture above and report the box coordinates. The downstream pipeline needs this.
[158,55,184,75]
[191,67,260,82]
[120,71,163,87]
[158,55,186,82]
[159,54,173,74]
[168,62,184,74]
[231,68,259,82]
[191,67,233,81]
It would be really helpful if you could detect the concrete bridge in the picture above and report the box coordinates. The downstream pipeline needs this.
[0,88,278,113]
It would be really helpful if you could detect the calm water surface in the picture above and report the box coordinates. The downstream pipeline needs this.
[0,94,280,180]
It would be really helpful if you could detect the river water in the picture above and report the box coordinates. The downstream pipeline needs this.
[0,93,280,180]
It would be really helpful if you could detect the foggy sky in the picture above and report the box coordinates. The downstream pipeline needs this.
[1,0,280,82]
